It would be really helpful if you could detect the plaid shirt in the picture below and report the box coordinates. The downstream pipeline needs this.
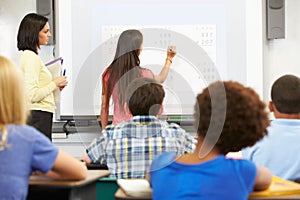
[86,115,196,178]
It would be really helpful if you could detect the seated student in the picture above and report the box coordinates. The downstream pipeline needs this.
[83,77,196,178]
[242,74,300,180]
[0,56,88,200]
[149,81,272,200]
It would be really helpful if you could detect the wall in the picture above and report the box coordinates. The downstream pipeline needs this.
[263,0,300,102]
[0,0,35,62]
[0,0,55,65]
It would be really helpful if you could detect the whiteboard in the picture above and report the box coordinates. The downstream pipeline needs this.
[56,0,263,119]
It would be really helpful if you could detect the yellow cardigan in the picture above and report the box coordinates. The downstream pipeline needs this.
[20,50,57,113]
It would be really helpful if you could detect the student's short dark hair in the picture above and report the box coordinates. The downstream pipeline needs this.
[194,81,269,154]
[271,74,300,114]
[17,13,48,54]
[125,78,165,116]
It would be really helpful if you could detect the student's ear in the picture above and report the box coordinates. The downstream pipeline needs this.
[268,101,275,112]
[124,103,132,115]
[157,105,164,116]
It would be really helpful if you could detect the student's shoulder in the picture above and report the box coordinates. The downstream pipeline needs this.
[103,122,128,138]
[164,121,190,135]
[230,158,258,190]
[228,158,257,175]
[7,124,43,140]
[8,124,37,132]
[163,121,183,129]
[141,68,154,78]
[150,152,177,171]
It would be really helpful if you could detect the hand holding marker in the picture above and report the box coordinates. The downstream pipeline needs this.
[167,45,176,63]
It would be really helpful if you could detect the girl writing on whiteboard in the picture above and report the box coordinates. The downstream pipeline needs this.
[17,13,68,140]
[100,29,176,129]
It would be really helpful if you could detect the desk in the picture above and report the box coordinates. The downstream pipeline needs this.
[115,188,150,200]
[114,188,300,200]
[27,170,110,200]
[249,196,300,200]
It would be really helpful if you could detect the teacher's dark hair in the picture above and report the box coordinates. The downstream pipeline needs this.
[17,13,48,54]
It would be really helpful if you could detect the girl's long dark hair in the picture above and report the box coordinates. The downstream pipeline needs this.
[103,29,143,113]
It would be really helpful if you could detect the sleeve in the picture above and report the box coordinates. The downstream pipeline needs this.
[182,131,197,153]
[172,123,196,153]
[86,132,107,163]
[141,68,155,78]
[31,130,59,173]
[241,142,261,161]
[21,52,57,103]
[235,159,257,193]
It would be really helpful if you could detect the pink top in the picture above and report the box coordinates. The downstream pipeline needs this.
[103,68,154,124]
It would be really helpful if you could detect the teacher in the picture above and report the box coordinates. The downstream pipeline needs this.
[17,13,68,140]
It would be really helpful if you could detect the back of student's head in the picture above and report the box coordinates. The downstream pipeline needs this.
[125,78,165,116]
[0,56,28,126]
[17,13,48,54]
[114,29,143,60]
[194,81,269,154]
[271,74,300,114]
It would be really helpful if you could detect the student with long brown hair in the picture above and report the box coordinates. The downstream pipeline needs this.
[100,29,176,129]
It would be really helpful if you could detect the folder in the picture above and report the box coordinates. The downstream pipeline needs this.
[249,176,300,198]
[45,57,63,104]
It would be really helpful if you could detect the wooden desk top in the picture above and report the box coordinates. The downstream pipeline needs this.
[249,196,300,200]
[115,176,300,200]
[115,188,300,200]
[29,170,110,188]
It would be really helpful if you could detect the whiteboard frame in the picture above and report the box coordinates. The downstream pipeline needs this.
[55,0,263,119]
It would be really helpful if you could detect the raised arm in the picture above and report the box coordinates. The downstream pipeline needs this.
[254,166,272,191]
[154,46,176,83]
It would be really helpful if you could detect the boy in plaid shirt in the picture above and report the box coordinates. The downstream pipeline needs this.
[84,77,196,178]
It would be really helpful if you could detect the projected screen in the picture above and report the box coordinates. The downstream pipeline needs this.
[57,0,258,118]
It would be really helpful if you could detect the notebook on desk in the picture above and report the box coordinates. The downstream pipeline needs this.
[117,179,152,198]
[249,176,300,198]
[117,176,300,199]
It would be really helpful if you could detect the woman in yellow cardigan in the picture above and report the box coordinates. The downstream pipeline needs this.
[17,13,67,140]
